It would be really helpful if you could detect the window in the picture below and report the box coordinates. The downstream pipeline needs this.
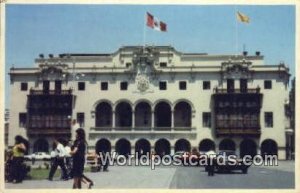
[78,82,85,91]
[160,62,167,67]
[120,82,128,90]
[77,113,85,127]
[202,112,211,127]
[203,81,210,90]
[43,80,50,94]
[227,79,234,93]
[179,81,187,90]
[264,112,273,127]
[126,63,132,68]
[240,79,248,93]
[19,113,27,127]
[159,81,167,90]
[101,82,108,90]
[20,83,28,91]
[55,80,62,93]
[264,80,272,89]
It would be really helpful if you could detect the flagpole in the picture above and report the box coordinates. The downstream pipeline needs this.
[235,5,238,56]
[143,12,146,50]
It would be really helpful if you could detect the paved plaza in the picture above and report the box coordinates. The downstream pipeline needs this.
[5,161,294,189]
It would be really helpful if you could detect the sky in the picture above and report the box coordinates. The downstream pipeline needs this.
[5,4,295,108]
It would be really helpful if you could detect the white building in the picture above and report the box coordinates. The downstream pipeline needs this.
[8,46,291,159]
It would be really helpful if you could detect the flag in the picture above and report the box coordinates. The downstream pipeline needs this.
[237,11,250,23]
[146,12,167,32]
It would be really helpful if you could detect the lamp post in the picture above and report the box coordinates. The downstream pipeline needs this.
[67,54,85,141]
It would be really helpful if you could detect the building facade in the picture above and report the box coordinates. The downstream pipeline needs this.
[8,46,291,159]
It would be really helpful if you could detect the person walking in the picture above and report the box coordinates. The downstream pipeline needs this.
[205,148,216,176]
[11,135,27,183]
[48,139,68,181]
[70,128,94,189]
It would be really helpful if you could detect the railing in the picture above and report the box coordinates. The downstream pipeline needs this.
[90,127,194,132]
[27,128,70,135]
[29,89,72,95]
[214,88,260,94]
[215,128,261,136]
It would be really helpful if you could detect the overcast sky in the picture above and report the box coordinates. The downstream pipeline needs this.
[5,4,295,108]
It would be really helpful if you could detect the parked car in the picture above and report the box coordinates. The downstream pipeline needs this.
[214,151,251,174]
[25,152,51,160]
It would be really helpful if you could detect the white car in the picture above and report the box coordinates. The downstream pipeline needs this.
[25,152,51,160]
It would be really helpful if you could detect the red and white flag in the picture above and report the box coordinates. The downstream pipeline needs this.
[146,12,167,32]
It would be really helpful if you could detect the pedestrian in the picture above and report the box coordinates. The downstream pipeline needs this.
[64,140,72,178]
[70,119,80,142]
[48,139,68,181]
[70,128,94,189]
[11,135,27,183]
[205,148,216,176]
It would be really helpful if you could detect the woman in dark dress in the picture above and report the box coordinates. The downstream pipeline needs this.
[70,128,91,189]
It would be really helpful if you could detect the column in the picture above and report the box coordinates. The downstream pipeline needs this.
[151,111,155,129]
[171,110,174,128]
[132,111,135,128]
[112,111,115,128]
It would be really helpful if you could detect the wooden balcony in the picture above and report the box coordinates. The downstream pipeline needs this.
[27,128,70,135]
[29,89,72,95]
[214,88,260,94]
[90,127,194,133]
[215,128,261,137]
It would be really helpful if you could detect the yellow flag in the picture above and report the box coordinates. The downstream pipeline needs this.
[237,11,250,23]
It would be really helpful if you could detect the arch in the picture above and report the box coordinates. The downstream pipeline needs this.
[95,138,111,155]
[133,99,153,110]
[115,138,131,157]
[93,99,113,110]
[115,102,132,127]
[135,138,151,158]
[33,138,49,153]
[95,102,113,127]
[174,101,192,127]
[199,139,216,152]
[240,139,257,158]
[155,138,170,157]
[154,102,171,127]
[219,138,236,151]
[135,102,152,127]
[174,139,191,152]
[173,99,195,112]
[261,139,278,156]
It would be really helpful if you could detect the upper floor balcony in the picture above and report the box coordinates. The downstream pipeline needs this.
[29,88,72,96]
[213,87,261,95]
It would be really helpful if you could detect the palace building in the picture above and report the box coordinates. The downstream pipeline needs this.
[8,45,291,160]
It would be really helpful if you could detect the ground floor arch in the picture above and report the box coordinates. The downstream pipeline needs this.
[219,138,236,151]
[115,138,131,157]
[95,138,111,154]
[174,139,191,152]
[33,138,49,153]
[240,139,257,158]
[261,139,278,156]
[155,138,170,157]
[135,139,151,158]
[199,139,216,152]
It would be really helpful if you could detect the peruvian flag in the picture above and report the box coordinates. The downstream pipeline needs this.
[146,12,167,32]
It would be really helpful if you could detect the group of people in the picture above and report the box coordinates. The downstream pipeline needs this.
[5,135,29,183]
[48,120,94,189]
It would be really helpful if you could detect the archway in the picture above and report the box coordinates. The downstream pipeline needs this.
[135,139,151,158]
[154,102,171,127]
[219,139,236,151]
[115,138,131,157]
[174,102,192,127]
[95,102,112,127]
[155,138,170,157]
[95,138,111,155]
[240,139,257,158]
[199,139,216,152]
[174,139,191,152]
[261,139,278,156]
[115,102,132,127]
[135,102,151,127]
[33,138,49,153]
